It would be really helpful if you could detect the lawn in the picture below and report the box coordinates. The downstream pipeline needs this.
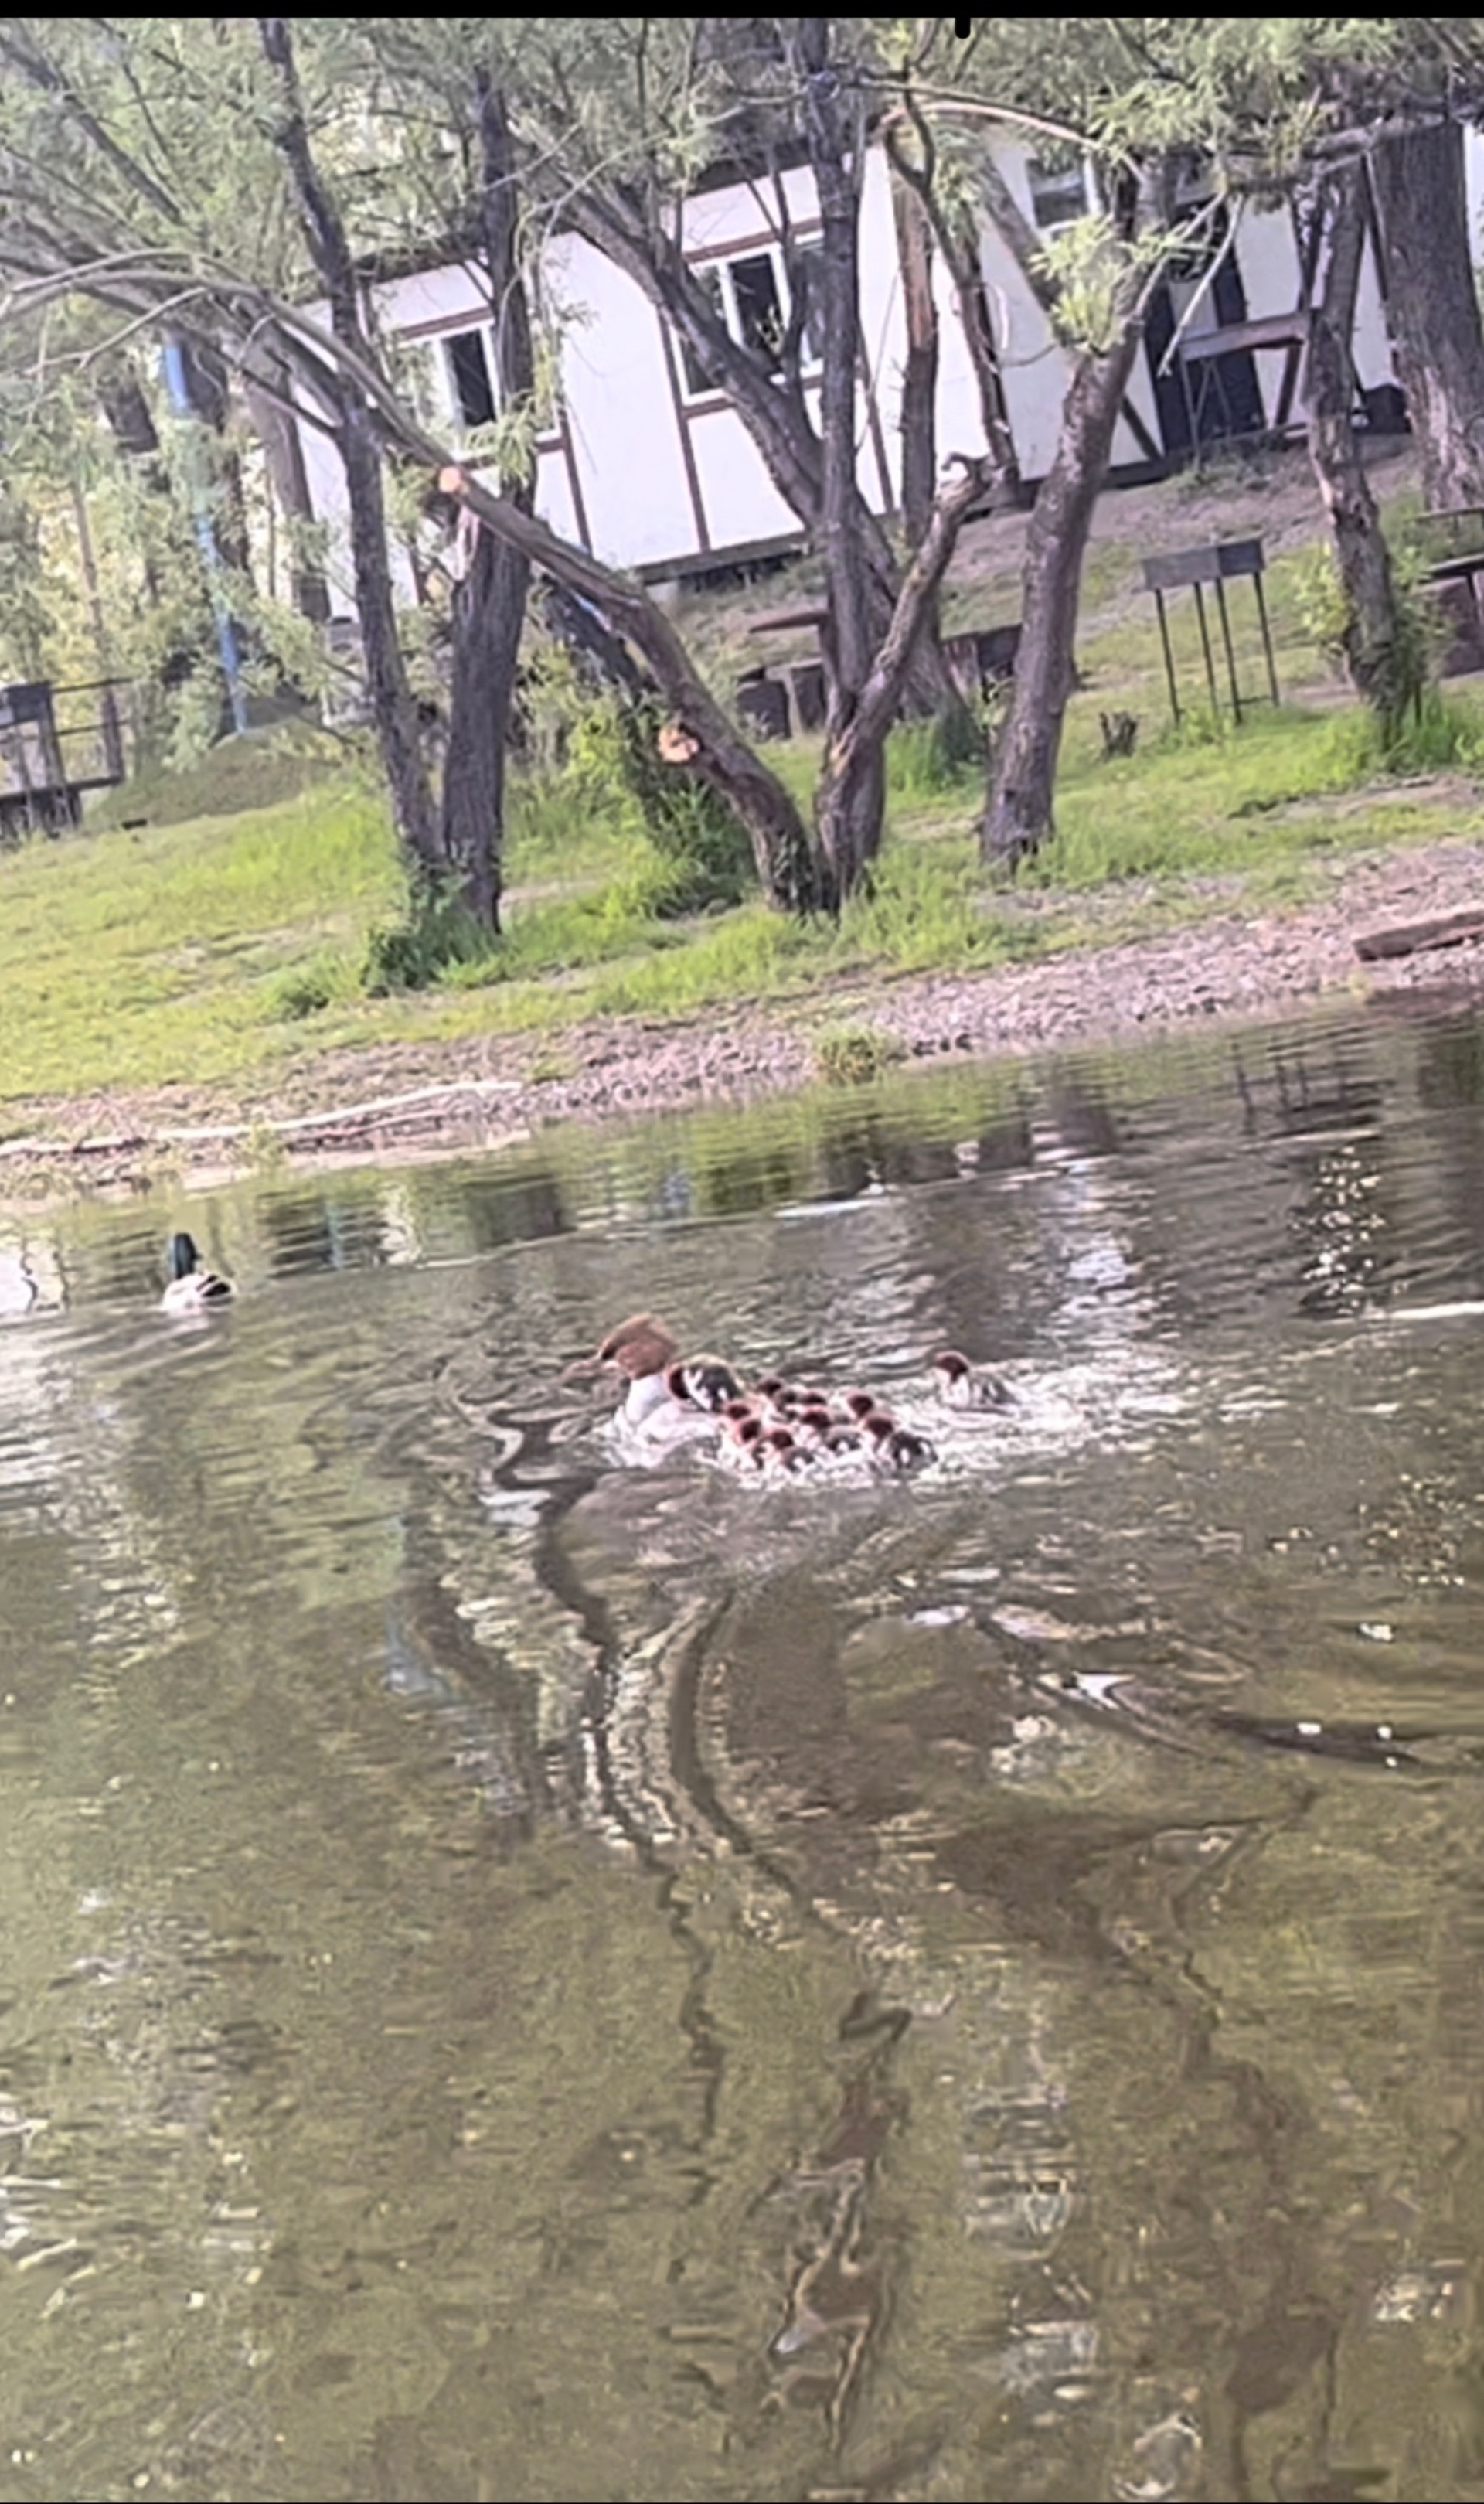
[3,444,1482,1118]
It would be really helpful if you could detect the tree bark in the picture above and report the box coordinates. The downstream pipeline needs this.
[1305,166,1417,727]
[815,454,992,905]
[887,106,1022,503]
[437,463,819,911]
[889,153,938,548]
[437,75,533,933]
[788,18,977,891]
[981,312,1144,869]
[556,142,968,731]
[257,15,441,891]
[1369,118,1484,509]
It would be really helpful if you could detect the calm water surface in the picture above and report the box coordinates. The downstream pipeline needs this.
[7,1000,1484,2502]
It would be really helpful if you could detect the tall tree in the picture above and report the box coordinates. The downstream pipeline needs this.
[499,15,978,744]
[887,148,939,551]
[979,170,1172,868]
[434,73,533,934]
[1303,165,1418,726]
[257,16,443,892]
[1370,115,1484,509]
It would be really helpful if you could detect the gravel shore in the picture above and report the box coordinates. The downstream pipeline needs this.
[5,832,1484,1200]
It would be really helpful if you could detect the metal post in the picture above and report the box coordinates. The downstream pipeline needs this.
[1193,581,1220,716]
[1213,575,1243,722]
[70,479,125,782]
[160,336,250,737]
[1154,588,1181,723]
[1252,572,1280,706]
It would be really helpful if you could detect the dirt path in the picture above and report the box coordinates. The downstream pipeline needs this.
[4,827,1484,1205]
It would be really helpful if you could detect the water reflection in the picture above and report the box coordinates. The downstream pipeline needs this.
[9,999,1484,2498]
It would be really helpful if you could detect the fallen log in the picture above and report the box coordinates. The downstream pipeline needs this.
[1354,907,1484,962]
[0,1075,522,1164]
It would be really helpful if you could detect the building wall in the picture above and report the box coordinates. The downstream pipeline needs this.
[297,134,1439,618]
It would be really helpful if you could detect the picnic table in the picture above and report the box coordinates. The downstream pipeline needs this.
[1417,508,1484,676]
[736,602,1021,738]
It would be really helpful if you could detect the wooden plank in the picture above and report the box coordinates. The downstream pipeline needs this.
[1354,907,1484,962]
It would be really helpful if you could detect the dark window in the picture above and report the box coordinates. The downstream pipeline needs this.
[1028,156,1087,233]
[730,251,786,369]
[678,265,728,398]
[445,329,498,429]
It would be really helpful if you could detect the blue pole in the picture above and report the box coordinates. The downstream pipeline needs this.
[160,336,250,736]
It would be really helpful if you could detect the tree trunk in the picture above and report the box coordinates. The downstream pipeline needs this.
[1370,118,1484,509]
[257,14,441,889]
[177,336,252,582]
[790,19,978,891]
[437,464,819,911]
[242,353,332,622]
[890,155,938,549]
[887,105,1022,504]
[561,156,968,733]
[981,319,1143,869]
[816,454,992,905]
[437,75,533,933]
[1305,167,1417,727]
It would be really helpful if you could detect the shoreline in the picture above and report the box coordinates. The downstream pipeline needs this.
[7,831,1484,1204]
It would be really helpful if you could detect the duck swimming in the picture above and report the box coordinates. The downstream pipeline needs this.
[588,1315,928,1475]
[591,1314,736,1447]
[931,1350,1013,1411]
[160,1232,233,1316]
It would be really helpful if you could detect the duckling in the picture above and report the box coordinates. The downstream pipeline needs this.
[931,1349,1013,1412]
[675,1355,745,1414]
[160,1231,233,1316]
[720,1409,766,1470]
[862,1411,935,1472]
[759,1426,811,1479]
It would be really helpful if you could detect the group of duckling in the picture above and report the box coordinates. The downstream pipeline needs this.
[585,1311,1012,1481]
[155,1238,1012,1485]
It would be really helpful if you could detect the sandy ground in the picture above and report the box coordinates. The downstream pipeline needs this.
[4,825,1484,1204]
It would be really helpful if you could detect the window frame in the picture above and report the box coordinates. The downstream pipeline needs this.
[673,233,826,404]
[1026,154,1096,237]
[401,316,564,454]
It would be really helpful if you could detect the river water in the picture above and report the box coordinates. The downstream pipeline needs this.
[5,996,1484,2502]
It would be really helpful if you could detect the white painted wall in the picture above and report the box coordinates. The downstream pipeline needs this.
[549,232,698,570]
[294,131,1449,619]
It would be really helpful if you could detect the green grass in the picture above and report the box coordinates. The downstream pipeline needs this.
[0,777,401,1102]
[4,682,1483,1114]
[8,444,1484,1120]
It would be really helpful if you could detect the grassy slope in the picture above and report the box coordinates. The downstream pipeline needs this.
[2,446,1481,1121]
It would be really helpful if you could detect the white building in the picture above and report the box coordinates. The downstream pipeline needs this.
[293,131,1484,610]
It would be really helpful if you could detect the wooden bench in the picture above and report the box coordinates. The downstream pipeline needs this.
[1417,509,1484,676]
[736,605,1021,736]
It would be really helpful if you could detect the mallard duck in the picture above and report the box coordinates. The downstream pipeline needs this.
[160,1231,233,1316]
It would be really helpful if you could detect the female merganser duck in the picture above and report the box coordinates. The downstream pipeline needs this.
[931,1350,1013,1411]
[595,1314,683,1429]
[594,1316,731,1446]
[161,1232,233,1316]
